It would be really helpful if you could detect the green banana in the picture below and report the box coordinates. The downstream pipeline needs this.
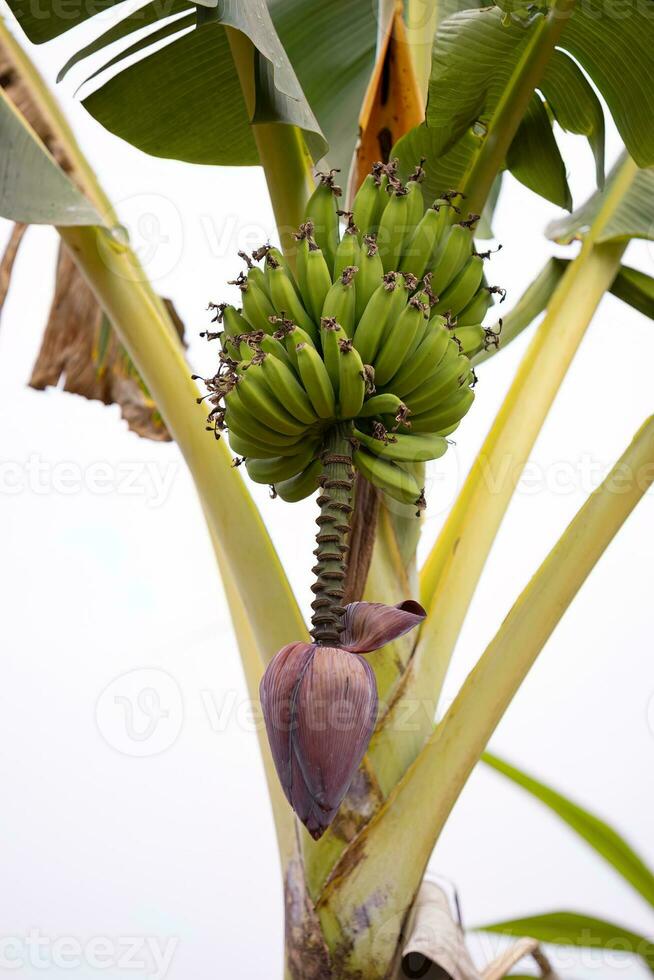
[260,353,318,425]
[245,443,318,485]
[296,342,336,419]
[304,170,341,270]
[321,266,357,336]
[355,428,448,463]
[224,403,306,449]
[237,254,270,300]
[353,447,423,507]
[238,339,258,362]
[221,335,240,361]
[352,174,381,239]
[337,339,366,419]
[404,353,471,415]
[258,332,296,369]
[357,393,408,419]
[385,320,451,397]
[320,316,348,397]
[241,278,277,334]
[373,293,429,386]
[229,370,307,436]
[333,212,361,280]
[457,285,493,325]
[399,205,444,279]
[275,458,322,502]
[304,241,333,323]
[355,235,385,321]
[227,430,307,460]
[293,223,313,298]
[404,161,426,233]
[429,223,474,297]
[221,304,251,337]
[272,318,317,368]
[378,183,412,272]
[450,323,487,358]
[353,271,401,364]
[267,258,318,342]
[406,385,475,433]
[260,244,302,299]
[433,255,484,316]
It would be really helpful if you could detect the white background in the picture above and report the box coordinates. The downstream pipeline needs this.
[0,8,653,977]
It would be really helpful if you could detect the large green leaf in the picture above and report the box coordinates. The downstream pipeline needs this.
[506,93,571,209]
[610,264,654,321]
[395,6,583,208]
[56,0,194,82]
[6,0,328,164]
[548,154,654,244]
[477,912,654,973]
[560,0,654,167]
[6,0,375,176]
[83,2,326,164]
[269,0,376,177]
[80,13,197,89]
[82,23,258,165]
[484,752,654,908]
[0,85,100,225]
[397,0,654,212]
[8,0,128,43]
[540,49,605,188]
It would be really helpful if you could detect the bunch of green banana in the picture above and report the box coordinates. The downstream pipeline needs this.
[198,160,504,510]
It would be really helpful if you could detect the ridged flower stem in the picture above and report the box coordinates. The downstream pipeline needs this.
[311,423,356,645]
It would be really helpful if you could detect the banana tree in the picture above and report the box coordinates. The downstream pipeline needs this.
[1,0,654,975]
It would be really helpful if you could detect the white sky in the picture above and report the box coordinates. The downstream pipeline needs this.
[0,9,653,978]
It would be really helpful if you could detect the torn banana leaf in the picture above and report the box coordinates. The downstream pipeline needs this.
[1,36,179,441]
[30,243,183,441]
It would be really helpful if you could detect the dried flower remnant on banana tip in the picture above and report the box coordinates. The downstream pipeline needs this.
[194,158,503,835]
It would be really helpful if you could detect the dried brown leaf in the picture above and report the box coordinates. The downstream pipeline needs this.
[347,8,425,201]
[0,40,71,171]
[401,881,482,980]
[482,937,560,980]
[29,244,182,441]
[0,222,28,318]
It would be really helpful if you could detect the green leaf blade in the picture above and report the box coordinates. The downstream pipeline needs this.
[82,25,259,166]
[610,265,654,320]
[507,93,571,209]
[540,49,605,189]
[563,0,654,168]
[0,87,101,225]
[547,155,654,244]
[477,911,654,973]
[483,752,654,909]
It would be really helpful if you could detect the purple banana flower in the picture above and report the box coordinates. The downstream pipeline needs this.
[260,600,426,839]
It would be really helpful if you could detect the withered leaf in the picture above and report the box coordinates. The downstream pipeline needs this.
[29,244,183,442]
[0,222,28,319]
[1,36,184,442]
